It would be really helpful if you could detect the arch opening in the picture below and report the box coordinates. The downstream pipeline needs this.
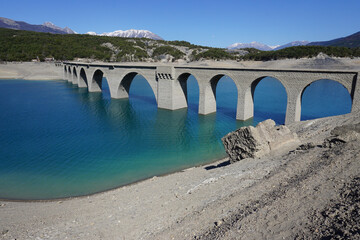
[252,77,288,125]
[116,72,157,106]
[92,69,104,90]
[301,79,352,121]
[178,73,200,112]
[72,67,78,83]
[127,73,157,108]
[101,77,111,99]
[211,75,238,119]
[79,68,88,87]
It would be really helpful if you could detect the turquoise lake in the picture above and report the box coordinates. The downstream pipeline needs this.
[0,76,352,200]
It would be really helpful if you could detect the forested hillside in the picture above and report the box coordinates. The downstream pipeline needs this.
[1,28,359,62]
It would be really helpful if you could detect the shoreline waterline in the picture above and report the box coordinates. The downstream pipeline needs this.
[0,157,229,202]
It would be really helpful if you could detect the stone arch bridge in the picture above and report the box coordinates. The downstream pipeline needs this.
[62,62,360,124]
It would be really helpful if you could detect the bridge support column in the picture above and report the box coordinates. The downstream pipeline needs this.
[63,68,68,82]
[87,69,102,92]
[351,73,360,113]
[157,66,187,110]
[78,72,87,88]
[199,81,216,115]
[104,71,126,99]
[236,88,254,121]
[71,72,78,85]
[285,89,302,125]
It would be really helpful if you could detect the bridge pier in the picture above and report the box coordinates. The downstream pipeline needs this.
[284,89,302,125]
[236,88,254,121]
[72,68,78,85]
[67,67,72,83]
[104,71,128,98]
[157,66,187,110]
[87,69,102,92]
[77,68,87,88]
[198,81,217,115]
[351,72,360,113]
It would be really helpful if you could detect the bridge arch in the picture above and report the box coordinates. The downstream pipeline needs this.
[79,68,88,88]
[67,66,72,83]
[72,67,78,85]
[115,71,157,103]
[63,66,68,81]
[240,76,288,124]
[89,69,104,92]
[209,73,239,118]
[178,72,201,111]
[300,79,352,120]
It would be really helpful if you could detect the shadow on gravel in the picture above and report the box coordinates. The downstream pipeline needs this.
[205,160,231,170]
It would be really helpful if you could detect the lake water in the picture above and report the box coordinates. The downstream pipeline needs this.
[0,76,352,200]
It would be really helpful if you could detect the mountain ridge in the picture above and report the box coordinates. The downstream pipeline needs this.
[0,17,75,34]
[228,41,309,51]
[87,29,163,40]
[308,31,360,48]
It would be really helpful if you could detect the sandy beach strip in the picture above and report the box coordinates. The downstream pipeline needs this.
[0,62,63,80]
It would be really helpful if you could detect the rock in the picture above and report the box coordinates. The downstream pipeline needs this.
[222,119,299,163]
[296,142,316,151]
[331,123,360,141]
[315,52,330,60]
[323,123,360,148]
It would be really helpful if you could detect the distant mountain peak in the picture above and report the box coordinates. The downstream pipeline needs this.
[42,21,76,34]
[308,31,360,48]
[0,17,19,27]
[87,29,163,40]
[228,41,274,51]
[0,17,76,34]
[42,21,56,27]
[273,41,310,50]
[228,40,309,51]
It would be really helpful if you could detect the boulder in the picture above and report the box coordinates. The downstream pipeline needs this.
[222,119,299,163]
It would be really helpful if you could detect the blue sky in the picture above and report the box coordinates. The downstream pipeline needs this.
[1,0,359,48]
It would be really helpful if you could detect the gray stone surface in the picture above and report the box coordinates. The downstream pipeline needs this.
[222,119,299,163]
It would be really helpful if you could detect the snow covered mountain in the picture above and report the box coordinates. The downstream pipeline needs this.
[228,40,309,51]
[0,17,76,34]
[87,29,163,40]
[273,41,310,50]
[228,41,276,51]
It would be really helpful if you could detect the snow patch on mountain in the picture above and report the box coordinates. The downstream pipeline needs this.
[228,40,310,51]
[273,41,310,50]
[228,41,273,51]
[87,29,163,40]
